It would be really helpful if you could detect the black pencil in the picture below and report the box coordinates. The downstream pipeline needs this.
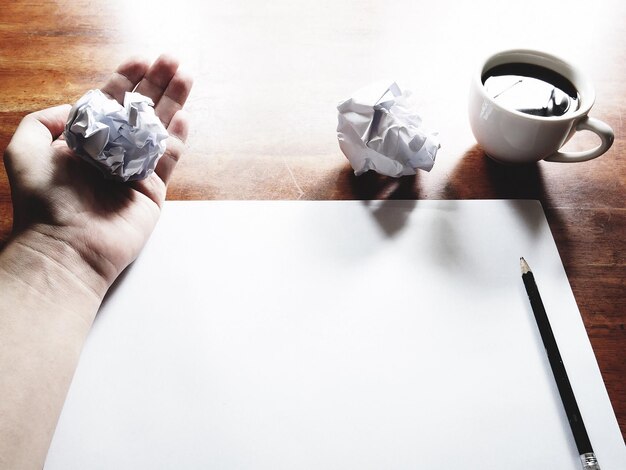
[520,257,600,470]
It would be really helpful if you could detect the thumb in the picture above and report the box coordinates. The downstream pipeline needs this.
[14,104,71,145]
[4,104,71,174]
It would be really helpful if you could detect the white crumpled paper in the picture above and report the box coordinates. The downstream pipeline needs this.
[64,89,168,182]
[337,82,440,177]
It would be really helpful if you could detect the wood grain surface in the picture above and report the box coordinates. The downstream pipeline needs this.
[1,0,624,441]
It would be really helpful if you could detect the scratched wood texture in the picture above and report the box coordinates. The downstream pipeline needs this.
[0,0,624,439]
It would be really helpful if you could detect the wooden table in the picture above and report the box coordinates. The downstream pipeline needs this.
[1,0,624,440]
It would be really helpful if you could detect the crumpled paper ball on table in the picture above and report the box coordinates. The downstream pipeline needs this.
[337,81,440,177]
[64,89,168,182]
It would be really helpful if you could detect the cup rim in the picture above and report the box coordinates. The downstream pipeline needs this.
[475,48,595,122]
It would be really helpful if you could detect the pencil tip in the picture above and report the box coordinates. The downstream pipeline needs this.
[520,257,531,274]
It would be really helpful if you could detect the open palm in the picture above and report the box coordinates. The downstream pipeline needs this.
[4,55,193,287]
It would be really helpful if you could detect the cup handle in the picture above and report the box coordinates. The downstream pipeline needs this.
[545,116,614,163]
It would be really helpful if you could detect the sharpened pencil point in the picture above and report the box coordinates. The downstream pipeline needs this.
[520,257,531,274]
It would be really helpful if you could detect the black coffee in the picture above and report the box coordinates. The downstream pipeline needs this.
[482,63,580,117]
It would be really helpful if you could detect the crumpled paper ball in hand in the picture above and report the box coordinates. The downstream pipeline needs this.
[337,82,440,177]
[64,89,168,182]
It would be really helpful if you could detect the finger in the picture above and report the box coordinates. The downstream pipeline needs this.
[154,110,190,185]
[134,54,180,107]
[130,171,167,209]
[154,70,193,127]
[100,56,150,104]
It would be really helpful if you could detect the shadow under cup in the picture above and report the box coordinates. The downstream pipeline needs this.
[468,49,613,164]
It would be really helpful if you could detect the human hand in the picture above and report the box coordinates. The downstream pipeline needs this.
[0,55,193,470]
[3,55,193,297]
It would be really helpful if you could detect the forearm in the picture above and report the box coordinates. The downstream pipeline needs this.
[0,230,107,469]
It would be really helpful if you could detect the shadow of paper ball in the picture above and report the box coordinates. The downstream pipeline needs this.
[339,170,420,238]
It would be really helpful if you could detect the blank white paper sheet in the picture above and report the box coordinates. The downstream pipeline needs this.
[45,200,625,469]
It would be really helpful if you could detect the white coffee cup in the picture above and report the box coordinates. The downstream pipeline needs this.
[468,49,614,163]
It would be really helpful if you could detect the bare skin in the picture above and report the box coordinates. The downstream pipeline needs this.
[0,55,193,469]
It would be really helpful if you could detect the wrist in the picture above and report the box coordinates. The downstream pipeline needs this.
[0,228,111,317]
[0,228,107,468]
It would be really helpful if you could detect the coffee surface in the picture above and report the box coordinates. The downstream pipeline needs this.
[482,63,579,117]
